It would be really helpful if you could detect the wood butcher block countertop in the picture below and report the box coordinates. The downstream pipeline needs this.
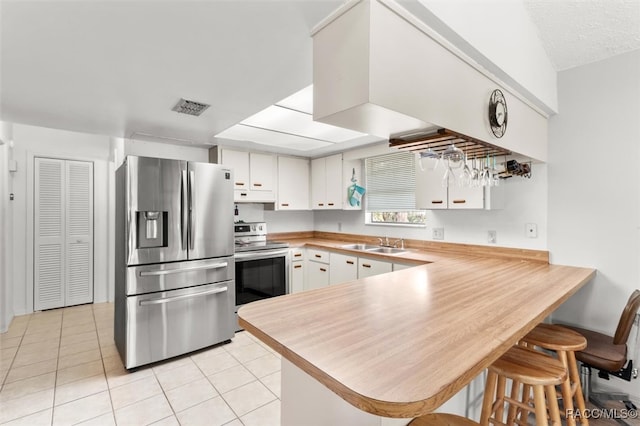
[238,236,596,418]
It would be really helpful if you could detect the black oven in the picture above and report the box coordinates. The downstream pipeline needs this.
[234,247,289,329]
[235,248,290,306]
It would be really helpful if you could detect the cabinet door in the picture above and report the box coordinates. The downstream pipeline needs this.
[291,261,305,294]
[415,157,447,210]
[310,157,326,209]
[222,150,250,191]
[278,156,310,210]
[448,184,484,209]
[324,154,343,209]
[249,153,275,192]
[329,253,357,285]
[358,257,392,278]
[306,261,329,290]
[393,263,414,271]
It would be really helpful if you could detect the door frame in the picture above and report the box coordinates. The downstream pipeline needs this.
[27,152,96,313]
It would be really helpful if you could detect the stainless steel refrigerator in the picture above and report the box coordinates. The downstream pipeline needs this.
[115,156,235,369]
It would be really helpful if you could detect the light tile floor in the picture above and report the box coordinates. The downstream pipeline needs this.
[0,303,281,426]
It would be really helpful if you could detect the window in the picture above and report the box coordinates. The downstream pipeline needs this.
[365,151,426,225]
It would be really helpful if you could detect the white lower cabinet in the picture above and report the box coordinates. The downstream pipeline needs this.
[290,248,305,294]
[392,263,415,271]
[329,253,358,285]
[306,249,330,290]
[298,248,411,290]
[358,257,392,279]
[306,261,329,290]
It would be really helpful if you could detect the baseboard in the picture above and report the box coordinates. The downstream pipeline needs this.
[593,379,640,406]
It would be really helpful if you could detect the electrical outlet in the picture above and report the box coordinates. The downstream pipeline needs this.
[432,227,444,240]
[526,223,538,238]
[488,230,497,244]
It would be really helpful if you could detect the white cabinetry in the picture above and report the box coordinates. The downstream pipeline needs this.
[311,154,343,210]
[415,163,448,210]
[415,158,504,210]
[306,249,330,290]
[219,149,276,203]
[277,156,310,210]
[329,252,358,285]
[290,248,305,294]
[358,257,392,279]
[392,263,414,271]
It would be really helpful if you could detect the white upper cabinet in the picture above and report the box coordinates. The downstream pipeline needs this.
[218,149,276,203]
[415,157,503,210]
[222,149,250,191]
[277,156,310,210]
[311,153,343,210]
[415,159,448,210]
[249,153,275,192]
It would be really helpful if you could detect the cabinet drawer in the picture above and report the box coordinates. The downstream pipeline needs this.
[307,249,329,264]
[234,189,275,203]
[290,248,305,261]
[124,281,234,368]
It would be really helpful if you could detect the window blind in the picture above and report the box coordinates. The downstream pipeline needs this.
[365,151,417,211]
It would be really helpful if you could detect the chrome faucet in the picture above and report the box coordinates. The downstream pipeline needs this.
[378,236,391,247]
[392,238,405,249]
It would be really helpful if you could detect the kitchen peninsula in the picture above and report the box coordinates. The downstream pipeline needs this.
[239,239,596,425]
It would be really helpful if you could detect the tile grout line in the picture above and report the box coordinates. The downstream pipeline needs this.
[213,338,280,422]
[92,304,118,426]
[0,313,31,391]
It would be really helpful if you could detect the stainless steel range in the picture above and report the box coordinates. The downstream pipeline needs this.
[234,222,289,329]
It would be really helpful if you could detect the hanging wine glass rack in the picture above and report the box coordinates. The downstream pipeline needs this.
[389,128,511,159]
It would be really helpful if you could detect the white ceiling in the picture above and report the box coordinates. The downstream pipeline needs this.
[1,0,639,156]
[523,0,640,71]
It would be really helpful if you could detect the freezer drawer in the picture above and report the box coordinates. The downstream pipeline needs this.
[126,256,234,295]
[121,281,234,369]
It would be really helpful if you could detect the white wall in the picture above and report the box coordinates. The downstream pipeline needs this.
[314,162,547,250]
[0,123,13,332]
[9,124,111,315]
[548,50,640,400]
[123,139,209,165]
[6,127,243,316]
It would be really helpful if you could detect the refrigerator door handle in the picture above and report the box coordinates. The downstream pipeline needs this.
[188,170,195,251]
[181,170,188,250]
[138,284,228,306]
[138,262,228,277]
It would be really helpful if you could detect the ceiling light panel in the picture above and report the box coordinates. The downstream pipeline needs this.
[241,105,365,142]
[276,85,313,114]
[216,125,333,151]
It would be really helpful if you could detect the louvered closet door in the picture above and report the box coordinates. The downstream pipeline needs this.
[35,158,66,310]
[65,161,94,306]
[34,158,94,310]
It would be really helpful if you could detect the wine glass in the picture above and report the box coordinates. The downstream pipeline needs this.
[418,148,441,172]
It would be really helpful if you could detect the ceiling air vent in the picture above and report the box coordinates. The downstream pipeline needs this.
[172,98,210,116]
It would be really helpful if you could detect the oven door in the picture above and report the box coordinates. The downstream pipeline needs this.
[234,248,290,308]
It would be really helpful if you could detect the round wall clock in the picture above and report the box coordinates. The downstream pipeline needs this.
[488,89,507,138]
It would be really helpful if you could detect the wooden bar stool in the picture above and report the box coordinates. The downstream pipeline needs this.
[522,323,588,426]
[480,345,567,426]
[409,413,479,425]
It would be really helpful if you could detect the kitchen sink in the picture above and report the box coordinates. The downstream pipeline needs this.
[365,247,408,254]
[340,243,379,251]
